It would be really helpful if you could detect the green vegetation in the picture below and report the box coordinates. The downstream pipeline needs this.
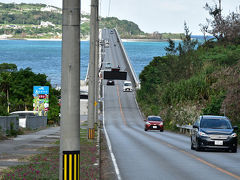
[100,17,144,37]
[137,3,240,132]
[0,3,62,39]
[0,3,61,25]
[137,41,240,128]
[0,63,60,124]
[6,122,20,137]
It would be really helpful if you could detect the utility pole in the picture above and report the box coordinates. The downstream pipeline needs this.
[95,0,99,125]
[88,0,98,139]
[60,0,80,179]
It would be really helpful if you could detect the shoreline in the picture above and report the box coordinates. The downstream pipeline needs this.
[0,38,179,42]
[0,37,89,41]
[122,39,169,42]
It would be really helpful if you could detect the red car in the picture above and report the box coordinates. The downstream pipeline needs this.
[144,116,164,132]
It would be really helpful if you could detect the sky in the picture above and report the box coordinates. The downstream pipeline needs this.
[1,0,240,35]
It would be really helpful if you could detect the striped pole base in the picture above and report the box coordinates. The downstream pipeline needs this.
[88,128,95,139]
[63,151,80,180]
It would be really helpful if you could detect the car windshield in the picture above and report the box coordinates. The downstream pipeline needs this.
[124,83,131,86]
[200,118,232,129]
[148,117,162,121]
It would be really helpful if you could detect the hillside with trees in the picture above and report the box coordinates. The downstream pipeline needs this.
[137,1,240,137]
[100,17,144,38]
[0,2,183,39]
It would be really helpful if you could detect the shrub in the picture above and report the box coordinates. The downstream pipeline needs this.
[6,122,18,137]
[202,91,226,115]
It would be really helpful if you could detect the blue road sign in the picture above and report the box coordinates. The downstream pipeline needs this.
[33,86,49,95]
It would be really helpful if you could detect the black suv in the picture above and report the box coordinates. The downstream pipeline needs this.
[191,115,238,152]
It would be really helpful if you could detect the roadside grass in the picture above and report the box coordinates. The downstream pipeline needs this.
[0,146,59,179]
[80,128,99,180]
[0,124,99,180]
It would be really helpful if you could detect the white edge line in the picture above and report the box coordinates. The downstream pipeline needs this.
[103,85,122,180]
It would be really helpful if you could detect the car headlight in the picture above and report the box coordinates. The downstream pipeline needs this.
[160,122,163,125]
[146,122,151,125]
[198,131,209,137]
[230,133,237,138]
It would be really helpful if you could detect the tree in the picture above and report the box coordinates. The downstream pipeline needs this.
[177,22,198,56]
[165,38,177,55]
[0,72,11,113]
[204,0,240,43]
[0,63,17,72]
[199,21,210,43]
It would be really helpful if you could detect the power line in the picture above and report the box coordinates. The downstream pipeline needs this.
[108,0,111,17]
[100,0,102,17]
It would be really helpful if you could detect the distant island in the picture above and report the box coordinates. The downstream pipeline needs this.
[0,2,184,40]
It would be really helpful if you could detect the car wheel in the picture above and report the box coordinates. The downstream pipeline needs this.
[191,138,195,150]
[160,129,164,132]
[231,147,237,153]
[144,128,147,131]
[195,142,201,151]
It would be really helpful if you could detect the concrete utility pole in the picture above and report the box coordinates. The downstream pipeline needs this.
[60,0,80,179]
[95,0,99,124]
[88,0,98,139]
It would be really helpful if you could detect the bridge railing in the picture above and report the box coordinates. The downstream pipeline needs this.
[114,28,141,89]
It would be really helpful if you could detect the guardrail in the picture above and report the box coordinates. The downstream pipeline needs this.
[176,124,193,135]
[114,28,141,89]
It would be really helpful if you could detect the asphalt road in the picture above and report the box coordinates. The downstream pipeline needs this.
[0,127,60,171]
[101,29,240,180]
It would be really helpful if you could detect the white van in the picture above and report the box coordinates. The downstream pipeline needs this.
[10,111,38,128]
[123,81,133,92]
[102,62,112,70]
[105,40,110,48]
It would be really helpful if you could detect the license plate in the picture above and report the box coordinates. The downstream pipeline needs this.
[153,126,157,128]
[215,141,223,145]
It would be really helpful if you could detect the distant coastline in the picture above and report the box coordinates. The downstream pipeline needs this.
[0,37,176,42]
[122,39,169,42]
[0,37,90,41]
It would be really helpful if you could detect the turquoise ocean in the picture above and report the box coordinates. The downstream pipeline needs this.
[0,38,204,86]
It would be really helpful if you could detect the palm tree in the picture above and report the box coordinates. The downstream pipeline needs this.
[0,72,11,113]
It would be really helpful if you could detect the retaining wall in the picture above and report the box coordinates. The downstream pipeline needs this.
[0,115,48,134]
[0,116,19,135]
[26,116,47,130]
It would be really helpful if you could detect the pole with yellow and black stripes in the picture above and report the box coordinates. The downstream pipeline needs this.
[63,151,80,180]
[60,0,81,178]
